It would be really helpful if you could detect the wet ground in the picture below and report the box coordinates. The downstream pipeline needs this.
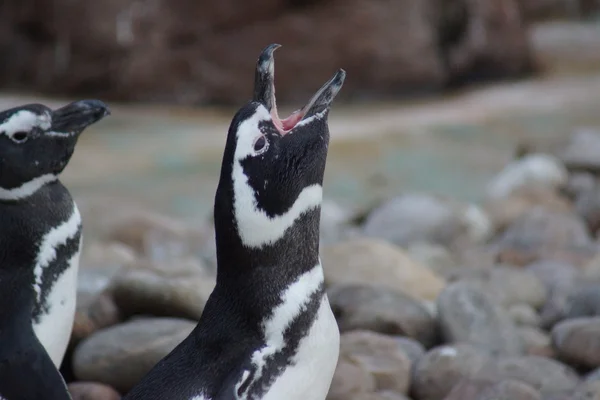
[2,21,600,229]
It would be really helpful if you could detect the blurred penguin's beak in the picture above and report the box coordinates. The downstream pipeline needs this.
[49,100,110,136]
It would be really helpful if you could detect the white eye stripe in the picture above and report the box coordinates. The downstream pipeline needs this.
[0,110,51,139]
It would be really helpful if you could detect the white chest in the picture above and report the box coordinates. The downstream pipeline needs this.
[31,205,82,368]
[260,295,340,400]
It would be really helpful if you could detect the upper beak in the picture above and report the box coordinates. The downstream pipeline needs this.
[50,99,110,134]
[253,43,281,112]
[252,44,346,134]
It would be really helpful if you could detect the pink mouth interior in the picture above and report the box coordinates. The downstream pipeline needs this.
[271,106,306,135]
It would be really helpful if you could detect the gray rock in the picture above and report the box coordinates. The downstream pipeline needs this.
[322,239,446,302]
[67,382,121,400]
[73,317,196,392]
[437,281,523,356]
[328,284,437,347]
[493,207,595,266]
[570,380,600,400]
[559,128,600,173]
[563,285,600,320]
[327,359,376,400]
[517,326,554,358]
[443,378,541,400]
[585,367,600,382]
[109,257,216,320]
[394,336,426,368]
[508,304,541,327]
[552,317,600,369]
[475,380,541,400]
[485,153,567,201]
[412,344,491,400]
[340,331,412,394]
[526,260,578,329]
[405,242,459,276]
[363,193,492,249]
[495,356,579,396]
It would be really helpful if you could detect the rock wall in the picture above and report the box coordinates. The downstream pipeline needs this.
[0,0,535,105]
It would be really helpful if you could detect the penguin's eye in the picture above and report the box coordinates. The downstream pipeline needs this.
[253,135,268,154]
[11,131,29,143]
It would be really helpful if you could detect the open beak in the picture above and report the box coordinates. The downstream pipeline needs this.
[50,99,110,136]
[253,44,346,135]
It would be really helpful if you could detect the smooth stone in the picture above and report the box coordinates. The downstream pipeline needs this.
[322,239,446,302]
[559,128,600,173]
[443,378,541,400]
[508,304,542,327]
[109,257,216,320]
[327,359,377,400]
[394,336,426,368]
[483,186,573,233]
[329,284,437,347]
[495,356,580,396]
[405,242,459,276]
[517,326,554,357]
[73,317,196,392]
[552,317,600,369]
[412,344,491,400]
[484,153,567,201]
[340,331,412,394]
[493,207,595,266]
[363,193,492,249]
[526,260,578,329]
[68,382,121,400]
[71,292,122,347]
[437,281,523,356]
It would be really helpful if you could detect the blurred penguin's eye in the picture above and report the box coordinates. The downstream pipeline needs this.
[253,135,268,154]
[11,131,29,143]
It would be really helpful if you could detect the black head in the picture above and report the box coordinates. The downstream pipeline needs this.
[215,44,345,253]
[0,100,110,201]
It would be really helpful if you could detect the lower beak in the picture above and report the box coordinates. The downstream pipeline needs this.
[51,100,110,134]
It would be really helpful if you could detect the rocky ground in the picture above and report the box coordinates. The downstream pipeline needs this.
[61,126,600,400]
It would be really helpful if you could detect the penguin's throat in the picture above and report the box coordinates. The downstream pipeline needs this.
[270,106,305,136]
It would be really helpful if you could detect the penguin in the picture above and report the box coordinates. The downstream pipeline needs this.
[0,99,110,379]
[123,44,345,400]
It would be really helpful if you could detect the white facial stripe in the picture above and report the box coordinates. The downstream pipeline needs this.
[294,110,326,130]
[33,205,81,305]
[0,173,58,201]
[0,110,51,138]
[240,264,325,398]
[233,107,323,248]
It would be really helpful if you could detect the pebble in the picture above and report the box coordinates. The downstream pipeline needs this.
[340,331,412,394]
[484,153,568,201]
[495,356,580,396]
[109,257,216,320]
[394,336,426,368]
[559,128,600,173]
[71,292,122,347]
[322,239,446,302]
[362,193,492,249]
[327,359,377,400]
[405,242,459,276]
[437,281,523,356]
[493,207,595,266]
[68,382,121,400]
[444,378,541,400]
[552,317,600,369]
[526,260,578,329]
[508,304,541,327]
[571,380,600,400]
[328,284,437,347]
[574,184,600,234]
[483,187,572,233]
[73,317,196,392]
[517,326,554,357]
[412,344,491,400]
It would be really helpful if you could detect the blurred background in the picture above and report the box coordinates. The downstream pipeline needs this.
[1,0,599,232]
